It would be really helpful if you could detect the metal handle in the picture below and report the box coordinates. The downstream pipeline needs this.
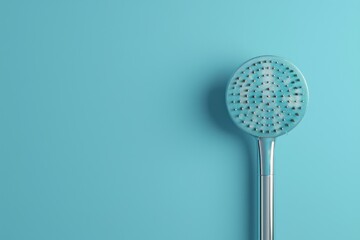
[258,138,275,240]
[260,175,274,240]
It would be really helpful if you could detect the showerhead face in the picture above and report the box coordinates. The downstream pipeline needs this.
[226,56,309,138]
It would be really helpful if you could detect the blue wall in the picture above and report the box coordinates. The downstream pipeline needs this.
[1,1,359,239]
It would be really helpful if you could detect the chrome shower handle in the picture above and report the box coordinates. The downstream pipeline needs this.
[258,138,275,240]
[260,175,274,240]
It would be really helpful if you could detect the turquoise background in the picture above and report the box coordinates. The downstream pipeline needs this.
[1,0,360,239]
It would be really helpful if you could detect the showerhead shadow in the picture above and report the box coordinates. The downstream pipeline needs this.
[205,71,258,240]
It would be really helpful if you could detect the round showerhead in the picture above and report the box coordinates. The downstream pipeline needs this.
[226,56,309,138]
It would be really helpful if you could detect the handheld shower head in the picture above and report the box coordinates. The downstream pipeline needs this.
[226,56,308,240]
[226,55,308,138]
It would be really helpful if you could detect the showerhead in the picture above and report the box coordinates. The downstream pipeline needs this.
[226,55,309,240]
[226,55,308,138]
